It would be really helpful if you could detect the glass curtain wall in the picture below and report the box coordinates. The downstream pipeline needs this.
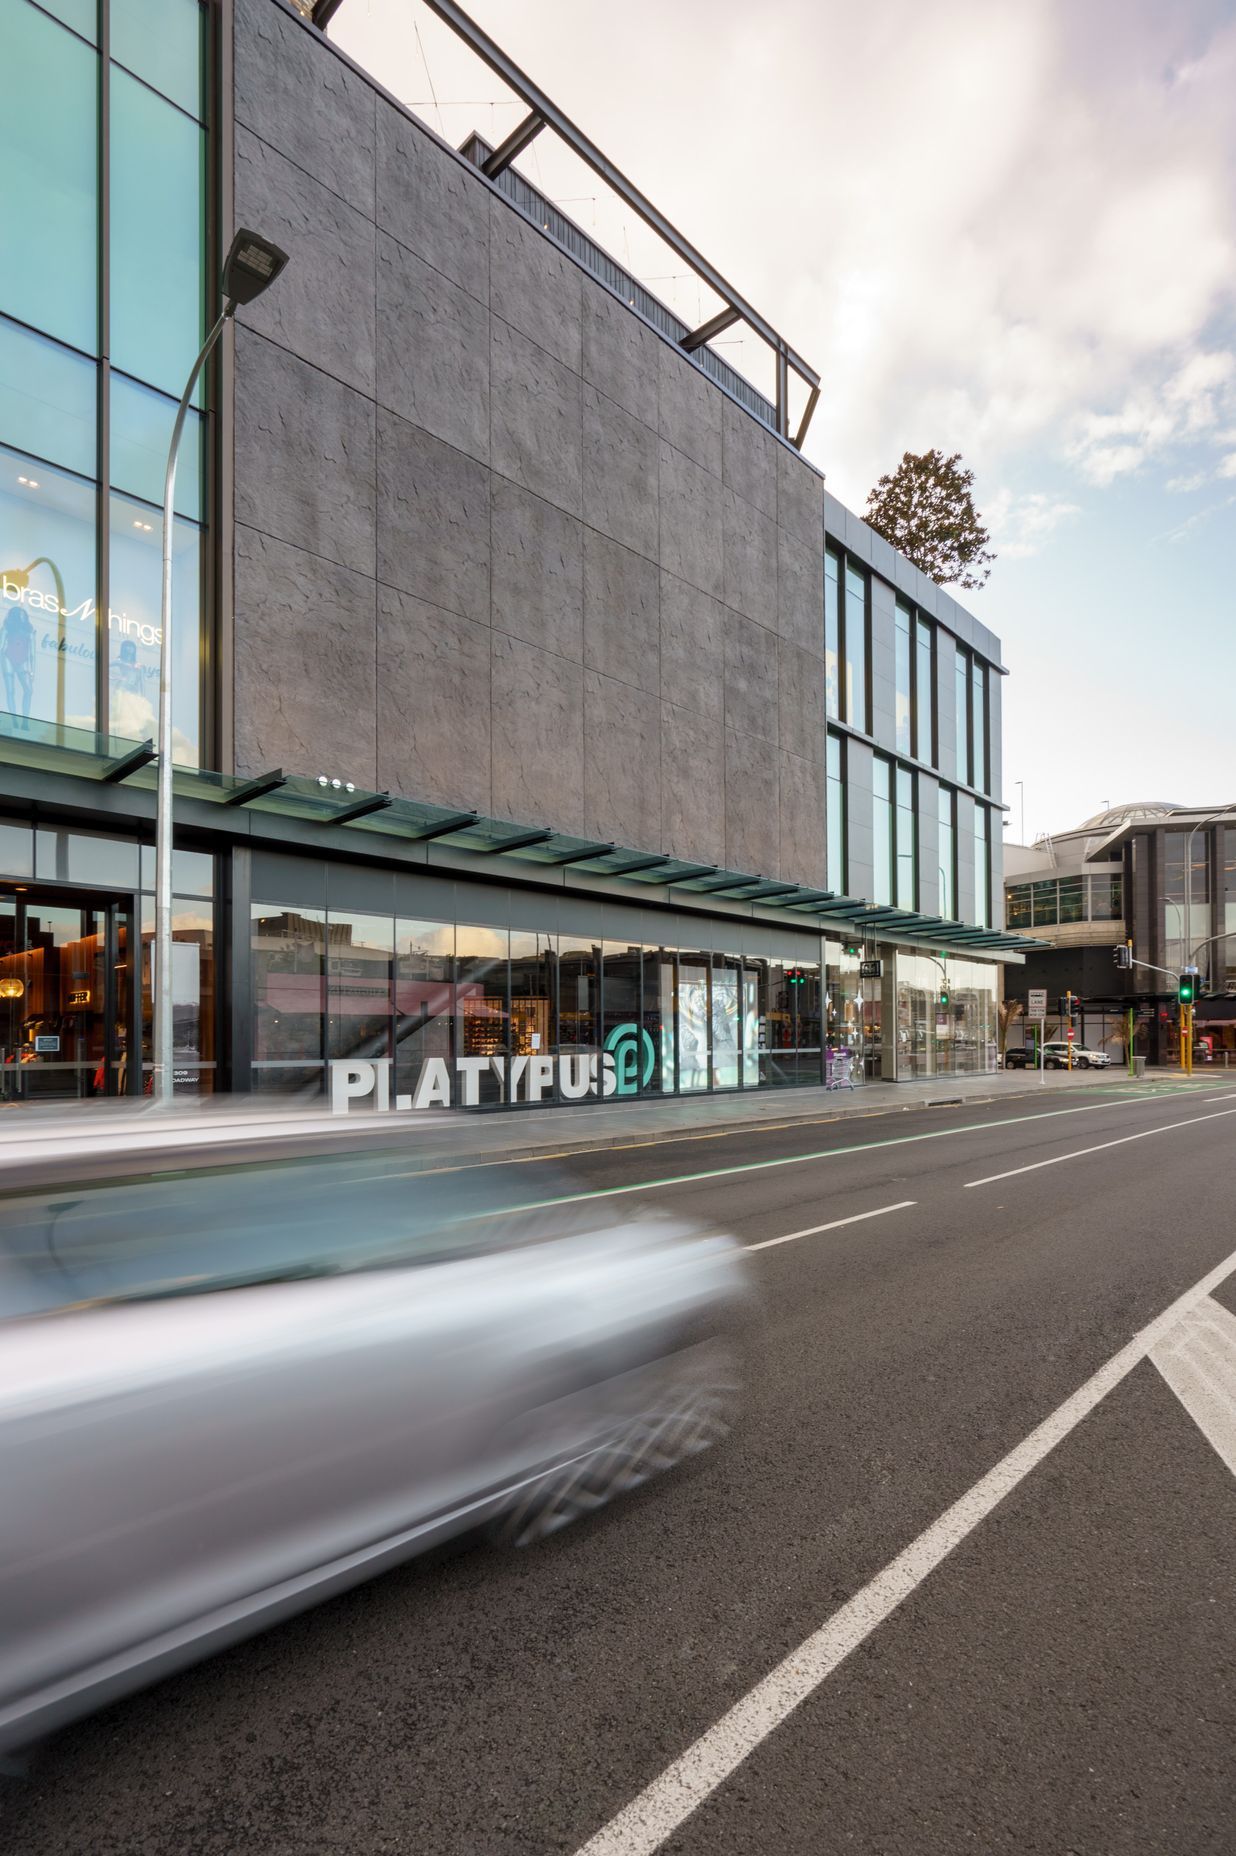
[896,767,916,909]
[826,731,845,892]
[844,562,868,731]
[973,803,990,929]
[873,757,893,906]
[971,658,987,792]
[1225,829,1236,992]
[914,616,934,764]
[824,548,840,720]
[894,600,911,755]
[954,646,970,784]
[1162,830,1210,973]
[0,1,208,761]
[939,785,956,919]
[894,952,997,1078]
[253,904,825,1104]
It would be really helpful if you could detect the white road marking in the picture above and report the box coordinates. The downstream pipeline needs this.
[1151,1296,1236,1478]
[571,1242,1236,1856]
[963,1106,1236,1188]
[746,1201,916,1253]
[1203,1092,1236,1102]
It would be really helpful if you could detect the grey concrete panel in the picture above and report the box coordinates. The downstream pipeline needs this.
[326,862,396,917]
[779,445,825,550]
[661,702,725,866]
[375,233,489,464]
[490,478,583,663]
[916,777,941,916]
[869,531,899,587]
[724,611,779,745]
[725,729,780,876]
[955,791,977,923]
[844,507,874,565]
[235,0,374,214]
[490,317,583,519]
[778,749,827,889]
[583,531,659,696]
[893,551,917,596]
[658,346,722,477]
[870,676,897,755]
[778,639,824,762]
[235,329,375,578]
[659,440,723,600]
[936,647,958,784]
[489,199,582,373]
[777,524,825,655]
[822,489,849,545]
[580,279,660,429]
[583,671,661,848]
[376,409,489,622]
[376,584,491,814]
[987,692,1004,807]
[722,399,777,521]
[505,888,561,936]
[233,526,376,787]
[582,386,659,561]
[251,850,327,908]
[234,128,376,399]
[659,572,724,720]
[376,107,489,305]
[722,488,777,630]
[490,633,584,834]
[393,870,460,924]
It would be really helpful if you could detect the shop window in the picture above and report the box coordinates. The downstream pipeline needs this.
[0,4,98,355]
[140,845,214,896]
[139,892,215,1092]
[643,945,673,1094]
[107,491,201,762]
[37,827,140,888]
[711,954,741,1089]
[557,936,597,1054]
[0,318,96,481]
[677,956,711,1091]
[251,905,326,1090]
[1,446,97,733]
[0,817,34,879]
[327,912,393,1062]
[394,917,454,1105]
[509,931,555,1086]
[601,943,645,1095]
[1006,883,1031,929]
[456,924,508,1105]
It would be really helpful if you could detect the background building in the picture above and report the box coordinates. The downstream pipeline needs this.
[0,0,1034,1105]
[1003,802,1236,1064]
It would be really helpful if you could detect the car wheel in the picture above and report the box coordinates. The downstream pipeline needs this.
[491,1340,740,1549]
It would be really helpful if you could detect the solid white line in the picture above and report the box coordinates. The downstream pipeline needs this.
[1203,1092,1236,1102]
[572,1241,1236,1856]
[1151,1296,1236,1478]
[746,1201,915,1253]
[963,1106,1236,1188]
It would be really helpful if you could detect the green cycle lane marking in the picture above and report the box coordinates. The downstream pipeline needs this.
[470,1089,1210,1216]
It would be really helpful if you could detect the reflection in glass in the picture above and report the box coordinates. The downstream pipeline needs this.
[394,918,454,1104]
[327,912,393,1061]
[110,68,205,399]
[827,731,845,892]
[677,959,710,1091]
[0,318,96,480]
[557,937,597,1053]
[111,0,206,119]
[251,906,326,1085]
[110,372,202,517]
[602,943,644,1095]
[894,600,911,755]
[0,5,98,354]
[824,549,840,719]
[0,446,96,731]
[108,493,200,762]
[914,616,934,764]
[844,563,867,729]
[711,957,740,1088]
[456,924,507,1104]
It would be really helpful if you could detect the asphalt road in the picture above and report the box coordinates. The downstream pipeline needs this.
[4,1080,1235,1854]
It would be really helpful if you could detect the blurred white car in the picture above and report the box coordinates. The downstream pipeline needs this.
[0,1106,749,1753]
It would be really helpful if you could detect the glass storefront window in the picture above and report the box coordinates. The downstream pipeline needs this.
[139,844,214,895]
[394,917,454,1105]
[0,816,34,878]
[602,942,645,1096]
[677,956,710,1091]
[327,912,393,1061]
[894,600,911,756]
[827,731,845,892]
[139,892,214,1092]
[456,924,508,1105]
[914,616,933,764]
[110,372,202,518]
[1057,876,1084,924]
[1,446,97,732]
[938,785,956,919]
[111,0,206,120]
[0,317,96,481]
[1,4,98,355]
[36,826,139,888]
[1006,882,1031,929]
[557,936,597,1054]
[107,491,201,762]
[896,766,915,909]
[873,757,892,907]
[1031,879,1057,927]
[711,955,741,1089]
[824,548,840,720]
[643,945,672,1095]
[252,906,326,1090]
[844,562,867,730]
[109,67,205,401]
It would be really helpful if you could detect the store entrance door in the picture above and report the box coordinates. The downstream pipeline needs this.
[0,891,134,1100]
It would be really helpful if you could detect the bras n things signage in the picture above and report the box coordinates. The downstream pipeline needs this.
[330,1024,658,1114]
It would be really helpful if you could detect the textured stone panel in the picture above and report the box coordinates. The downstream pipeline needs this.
[778,444,825,550]
[722,398,777,520]
[234,128,376,398]
[375,233,489,463]
[583,671,661,847]
[722,487,777,629]
[376,409,489,622]
[582,386,659,561]
[235,328,375,577]
[725,729,780,876]
[233,526,376,786]
[490,479,583,662]
[660,572,724,720]
[489,200,582,373]
[659,441,723,600]
[376,584,491,813]
[779,749,827,890]
[583,531,660,696]
[581,280,660,428]
[490,318,582,518]
[661,702,725,866]
[779,639,825,762]
[235,0,374,214]
[777,524,825,655]
[724,611,778,745]
[491,633,584,834]
[376,107,489,304]
[659,345,722,476]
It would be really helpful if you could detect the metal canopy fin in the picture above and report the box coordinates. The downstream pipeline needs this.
[680,306,741,354]
[101,739,155,783]
[225,769,286,807]
[481,827,554,854]
[331,791,392,825]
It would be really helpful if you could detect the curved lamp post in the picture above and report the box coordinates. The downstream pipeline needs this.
[154,229,289,1104]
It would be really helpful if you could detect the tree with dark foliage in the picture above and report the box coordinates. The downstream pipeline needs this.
[864,449,996,590]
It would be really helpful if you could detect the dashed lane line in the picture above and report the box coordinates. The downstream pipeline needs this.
[963,1107,1236,1189]
[746,1201,915,1253]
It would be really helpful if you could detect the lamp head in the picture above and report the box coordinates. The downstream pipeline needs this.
[222,229,290,308]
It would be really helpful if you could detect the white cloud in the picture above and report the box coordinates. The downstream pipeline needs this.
[1166,471,1208,492]
[1218,452,1236,477]
[986,488,1082,559]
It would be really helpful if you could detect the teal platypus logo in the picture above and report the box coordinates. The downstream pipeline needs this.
[603,1022,657,1095]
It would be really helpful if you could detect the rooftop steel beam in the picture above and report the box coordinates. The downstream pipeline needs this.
[483,109,546,178]
[680,305,741,354]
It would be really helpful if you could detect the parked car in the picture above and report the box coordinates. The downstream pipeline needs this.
[1004,1042,1110,1070]
[0,1105,750,1753]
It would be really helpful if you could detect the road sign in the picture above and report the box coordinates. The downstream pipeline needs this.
[1028,988,1047,1018]
[859,959,882,980]
[1066,1027,1075,1041]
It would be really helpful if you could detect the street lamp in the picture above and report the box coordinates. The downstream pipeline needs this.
[154,229,288,1104]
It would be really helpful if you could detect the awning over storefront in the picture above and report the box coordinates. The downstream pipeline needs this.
[0,712,1046,957]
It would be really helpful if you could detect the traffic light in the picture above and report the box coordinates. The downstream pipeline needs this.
[1058,994,1070,1018]
[1178,972,1196,1005]
[1113,944,1132,971]
[787,967,805,986]
[939,988,950,1008]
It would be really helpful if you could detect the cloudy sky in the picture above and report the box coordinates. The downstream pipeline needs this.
[332,0,1236,841]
